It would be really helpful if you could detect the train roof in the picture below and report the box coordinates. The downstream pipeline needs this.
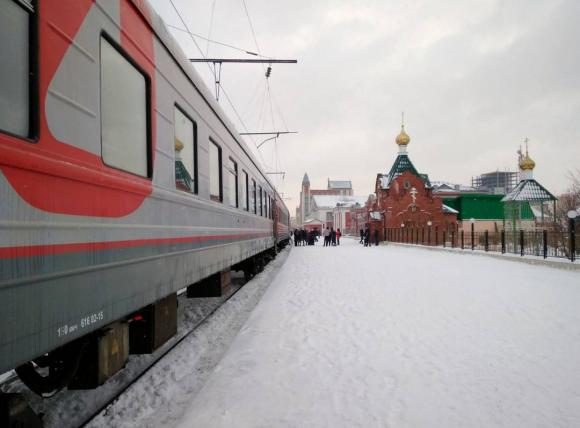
[131,0,288,212]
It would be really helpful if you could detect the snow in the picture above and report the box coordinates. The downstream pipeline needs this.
[174,237,580,428]
[87,248,291,428]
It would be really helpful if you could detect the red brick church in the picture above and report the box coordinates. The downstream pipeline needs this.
[372,122,458,241]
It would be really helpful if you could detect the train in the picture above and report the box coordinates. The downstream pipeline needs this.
[0,0,290,395]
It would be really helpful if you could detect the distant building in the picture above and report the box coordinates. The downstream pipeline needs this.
[471,171,518,194]
[296,174,354,226]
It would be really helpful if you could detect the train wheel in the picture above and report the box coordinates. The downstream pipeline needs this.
[15,340,85,397]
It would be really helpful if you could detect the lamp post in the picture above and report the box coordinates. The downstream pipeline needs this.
[427,220,432,246]
[401,223,405,243]
[568,210,578,262]
[470,218,475,251]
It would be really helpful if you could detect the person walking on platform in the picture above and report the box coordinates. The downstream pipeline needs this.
[294,229,299,246]
[331,228,336,246]
[336,228,342,245]
[359,228,364,244]
[364,227,370,247]
[374,229,379,246]
[323,227,330,247]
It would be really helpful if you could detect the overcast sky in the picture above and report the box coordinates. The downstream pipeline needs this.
[149,0,580,215]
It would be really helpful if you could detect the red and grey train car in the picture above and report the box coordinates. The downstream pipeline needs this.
[0,0,289,393]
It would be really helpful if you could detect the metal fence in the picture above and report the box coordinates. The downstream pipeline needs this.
[385,227,579,262]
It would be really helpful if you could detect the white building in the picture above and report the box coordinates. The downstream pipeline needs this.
[307,195,367,230]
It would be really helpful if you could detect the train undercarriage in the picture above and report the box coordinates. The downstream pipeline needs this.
[1,241,288,427]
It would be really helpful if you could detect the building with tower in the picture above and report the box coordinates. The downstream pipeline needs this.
[296,174,354,227]
[373,120,458,241]
[502,144,556,230]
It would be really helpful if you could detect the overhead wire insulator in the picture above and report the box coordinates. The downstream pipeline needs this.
[265,66,272,78]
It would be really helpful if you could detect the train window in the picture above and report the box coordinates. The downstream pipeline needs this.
[228,158,238,208]
[174,106,197,193]
[101,36,149,177]
[0,0,34,138]
[241,170,249,211]
[251,179,257,214]
[209,139,222,202]
[258,186,263,216]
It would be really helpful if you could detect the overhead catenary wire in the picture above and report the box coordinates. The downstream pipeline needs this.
[167,0,271,170]
[205,0,216,56]
[239,0,286,189]
[166,24,272,58]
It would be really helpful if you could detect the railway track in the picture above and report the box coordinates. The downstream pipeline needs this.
[1,245,290,428]
[1,273,246,427]
[79,280,248,428]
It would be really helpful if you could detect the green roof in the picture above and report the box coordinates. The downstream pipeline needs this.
[380,154,432,189]
[443,193,542,221]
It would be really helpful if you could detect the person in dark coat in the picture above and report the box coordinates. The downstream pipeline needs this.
[294,229,299,246]
[331,228,336,246]
[364,227,370,247]
[359,228,364,244]
[374,229,379,246]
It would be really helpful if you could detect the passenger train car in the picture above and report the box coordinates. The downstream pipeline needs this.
[0,0,290,393]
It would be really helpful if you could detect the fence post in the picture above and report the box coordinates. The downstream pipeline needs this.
[443,231,446,248]
[520,229,524,257]
[461,230,464,250]
[543,230,547,259]
[435,227,438,246]
[570,219,576,262]
[451,231,455,248]
[428,227,431,245]
[484,230,489,252]
[501,230,505,253]
[471,223,475,251]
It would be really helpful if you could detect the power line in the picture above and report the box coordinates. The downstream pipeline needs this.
[166,24,267,57]
[241,0,262,56]
[205,0,216,56]
[167,0,270,169]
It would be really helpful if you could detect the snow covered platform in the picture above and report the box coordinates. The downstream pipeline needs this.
[177,237,580,428]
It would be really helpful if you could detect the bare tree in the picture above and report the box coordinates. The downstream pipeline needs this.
[557,169,580,227]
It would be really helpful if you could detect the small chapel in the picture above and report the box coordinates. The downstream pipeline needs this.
[373,120,458,241]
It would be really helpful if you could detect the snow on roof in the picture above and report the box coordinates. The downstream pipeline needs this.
[328,180,352,189]
[442,204,459,214]
[431,181,475,193]
[312,195,367,209]
[501,179,556,202]
[303,218,324,224]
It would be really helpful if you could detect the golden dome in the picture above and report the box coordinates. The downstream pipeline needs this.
[174,137,184,152]
[396,125,410,146]
[520,153,535,171]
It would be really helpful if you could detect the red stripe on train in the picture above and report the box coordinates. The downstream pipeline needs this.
[0,232,271,259]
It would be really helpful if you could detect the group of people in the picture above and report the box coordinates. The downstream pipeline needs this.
[293,229,318,246]
[322,227,341,246]
[292,226,380,247]
[359,227,379,247]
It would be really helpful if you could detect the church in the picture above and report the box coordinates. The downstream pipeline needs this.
[373,122,458,240]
